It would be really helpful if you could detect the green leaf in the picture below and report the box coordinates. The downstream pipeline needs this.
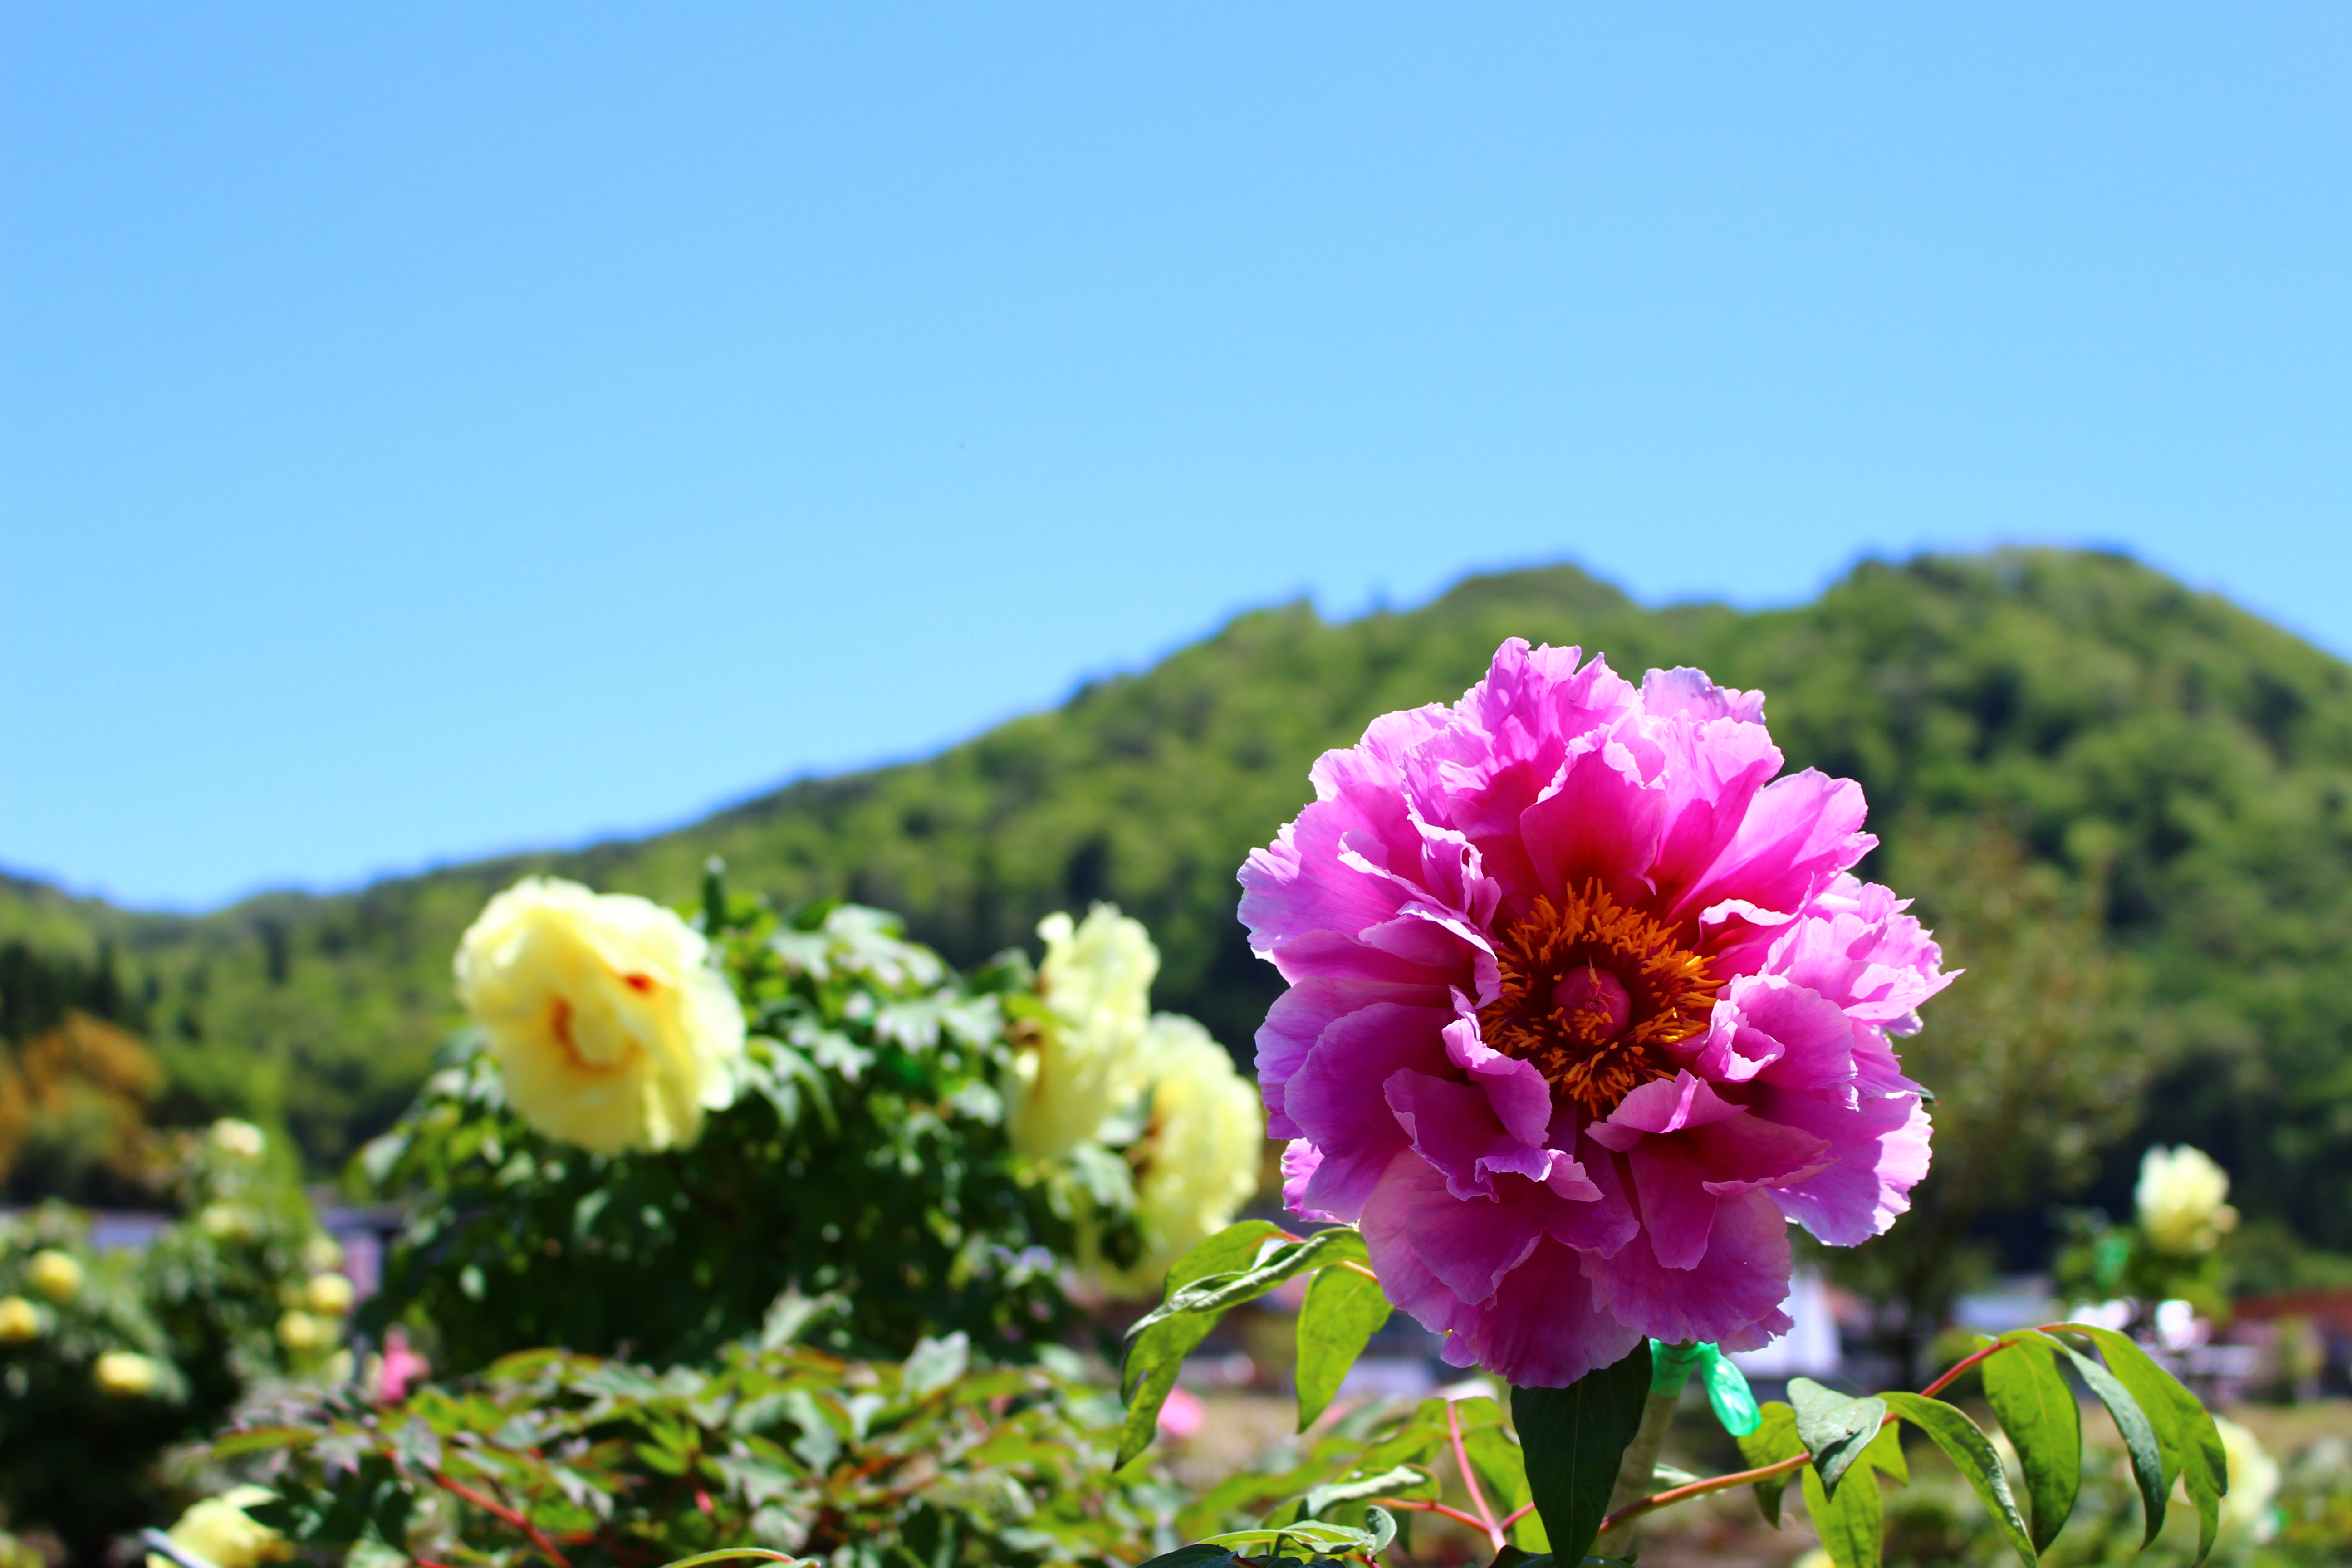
[1130,1549,1237,1568]
[1298,1465,1431,1518]
[1734,1400,1805,1528]
[1789,1378,1886,1499]
[1142,1226,1371,1325]
[656,1552,810,1568]
[1800,1456,1882,1568]
[2031,1331,2168,1547]
[1510,1341,1653,1566]
[1981,1333,2080,1551]
[1294,1261,1392,1431]
[1200,1518,1384,1550]
[899,1331,969,1400]
[1115,1220,1286,1467]
[1859,1419,1908,1487]
[2061,1323,2228,1563]
[1880,1393,2034,1568]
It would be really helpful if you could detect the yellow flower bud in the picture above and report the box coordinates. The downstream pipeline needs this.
[304,1273,355,1316]
[27,1249,83,1303]
[301,1232,343,1273]
[0,1295,43,1343]
[275,1310,328,1353]
[198,1203,260,1242]
[455,877,747,1154]
[94,1351,161,1396]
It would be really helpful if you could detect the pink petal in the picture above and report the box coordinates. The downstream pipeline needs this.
[1587,1188,1795,1347]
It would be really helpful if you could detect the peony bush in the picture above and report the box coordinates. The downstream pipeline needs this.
[359,876,1260,1372]
[0,1121,344,1564]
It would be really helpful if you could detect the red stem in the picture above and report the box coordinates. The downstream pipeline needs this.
[428,1470,575,1568]
[1446,1398,1506,1549]
[1368,1496,1499,1533]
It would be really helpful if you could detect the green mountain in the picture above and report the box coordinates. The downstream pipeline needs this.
[9,548,2352,1247]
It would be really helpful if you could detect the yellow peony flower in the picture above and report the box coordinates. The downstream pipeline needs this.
[27,1249,83,1303]
[301,1232,343,1273]
[1101,1014,1265,1295]
[275,1310,328,1353]
[0,1296,43,1343]
[1007,905,1158,1162]
[455,877,747,1155]
[304,1273,354,1316]
[2136,1144,2239,1256]
[149,1486,290,1568]
[208,1118,268,1160]
[198,1203,260,1242]
[94,1350,161,1396]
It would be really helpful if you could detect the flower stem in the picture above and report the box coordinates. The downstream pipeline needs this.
[1590,1385,1681,1555]
[1446,1396,1506,1548]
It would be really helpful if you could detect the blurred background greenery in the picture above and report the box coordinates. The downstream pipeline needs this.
[9,544,2352,1303]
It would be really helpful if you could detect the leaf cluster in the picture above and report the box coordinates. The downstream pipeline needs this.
[201,1331,1170,1568]
[1733,1325,2230,1568]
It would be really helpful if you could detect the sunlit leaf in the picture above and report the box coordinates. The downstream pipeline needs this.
[1981,1333,2079,1551]
[1880,1393,2033,1568]
[1789,1378,1885,1499]
[1800,1455,1882,1568]
[1293,1263,1390,1431]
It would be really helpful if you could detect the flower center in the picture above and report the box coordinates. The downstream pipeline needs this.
[1478,882,1721,1114]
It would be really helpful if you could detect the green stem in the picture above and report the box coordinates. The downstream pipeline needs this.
[1590,1387,1680,1553]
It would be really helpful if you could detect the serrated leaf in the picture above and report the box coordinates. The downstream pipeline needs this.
[1294,1263,1392,1431]
[1982,1333,2079,1551]
[1510,1341,1652,1566]
[1801,1455,1882,1568]
[1116,1220,1287,1467]
[1735,1401,1804,1528]
[2030,1330,2168,1547]
[1790,1379,1886,1499]
[2061,1323,2228,1563]
[1881,1393,2034,1568]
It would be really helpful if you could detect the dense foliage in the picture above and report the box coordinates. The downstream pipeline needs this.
[0,1124,348,1562]
[11,548,2352,1254]
[360,894,1107,1372]
[200,1333,1173,1568]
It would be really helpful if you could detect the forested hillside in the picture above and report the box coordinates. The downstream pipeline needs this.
[8,548,2352,1248]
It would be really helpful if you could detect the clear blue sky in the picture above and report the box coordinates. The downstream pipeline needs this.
[5,5,2347,911]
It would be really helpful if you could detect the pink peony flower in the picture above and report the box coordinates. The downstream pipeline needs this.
[1241,642,1950,1387]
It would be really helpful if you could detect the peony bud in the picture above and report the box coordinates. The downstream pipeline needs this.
[94,1351,161,1396]
[27,1249,83,1303]
[0,1295,43,1343]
